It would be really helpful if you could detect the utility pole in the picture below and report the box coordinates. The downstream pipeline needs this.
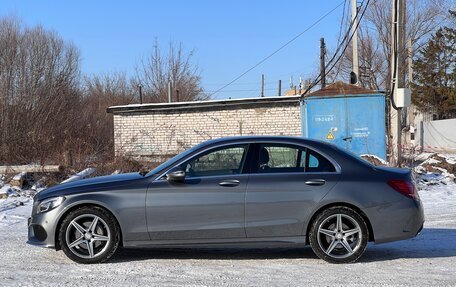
[168,82,172,103]
[390,0,406,166]
[278,80,282,96]
[320,38,326,88]
[351,0,359,85]
[397,0,406,165]
[408,37,413,88]
[138,84,143,104]
[261,74,265,97]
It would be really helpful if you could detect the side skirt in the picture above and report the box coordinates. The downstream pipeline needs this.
[123,236,307,249]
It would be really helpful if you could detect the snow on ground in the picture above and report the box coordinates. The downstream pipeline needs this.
[1,160,456,286]
[414,153,456,187]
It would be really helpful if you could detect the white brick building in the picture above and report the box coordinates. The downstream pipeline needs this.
[107,96,301,162]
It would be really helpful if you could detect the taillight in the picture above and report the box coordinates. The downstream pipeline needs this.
[387,180,419,199]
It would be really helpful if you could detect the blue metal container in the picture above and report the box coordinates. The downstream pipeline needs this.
[301,93,386,160]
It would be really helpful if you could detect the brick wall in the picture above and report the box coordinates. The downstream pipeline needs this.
[112,100,301,162]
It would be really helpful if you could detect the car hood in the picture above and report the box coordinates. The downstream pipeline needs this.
[35,172,144,201]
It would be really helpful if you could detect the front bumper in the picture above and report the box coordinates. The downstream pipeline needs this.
[27,202,66,249]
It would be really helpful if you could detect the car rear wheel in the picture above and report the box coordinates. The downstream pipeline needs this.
[309,206,368,263]
[59,206,120,264]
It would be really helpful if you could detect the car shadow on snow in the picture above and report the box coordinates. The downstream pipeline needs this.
[110,228,456,263]
[112,246,318,263]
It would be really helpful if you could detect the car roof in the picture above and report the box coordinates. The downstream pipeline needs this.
[198,136,333,149]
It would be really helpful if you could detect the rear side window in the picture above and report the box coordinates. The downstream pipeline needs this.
[258,144,306,173]
[256,143,335,173]
[306,149,336,172]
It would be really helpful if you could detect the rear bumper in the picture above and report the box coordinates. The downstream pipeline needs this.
[364,197,424,244]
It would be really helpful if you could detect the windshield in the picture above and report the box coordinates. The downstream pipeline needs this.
[145,142,206,177]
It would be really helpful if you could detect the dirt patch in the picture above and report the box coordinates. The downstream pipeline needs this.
[420,155,456,176]
[361,155,388,166]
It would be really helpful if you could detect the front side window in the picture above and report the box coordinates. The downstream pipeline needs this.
[182,144,248,178]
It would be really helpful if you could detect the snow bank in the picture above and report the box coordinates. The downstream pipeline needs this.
[414,153,456,187]
[61,168,96,184]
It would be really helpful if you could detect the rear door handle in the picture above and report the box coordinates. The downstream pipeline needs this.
[305,179,326,186]
[219,179,240,187]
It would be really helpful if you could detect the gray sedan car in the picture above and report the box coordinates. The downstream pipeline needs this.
[28,136,424,264]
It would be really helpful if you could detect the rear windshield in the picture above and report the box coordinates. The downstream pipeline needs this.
[326,143,375,167]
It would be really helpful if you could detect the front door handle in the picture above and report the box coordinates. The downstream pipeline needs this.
[219,179,240,187]
[305,179,326,186]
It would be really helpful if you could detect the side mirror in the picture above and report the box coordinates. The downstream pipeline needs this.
[166,168,186,182]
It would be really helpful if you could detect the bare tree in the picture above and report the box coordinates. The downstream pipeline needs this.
[75,73,136,166]
[330,0,450,90]
[135,41,207,103]
[0,17,81,165]
[0,18,208,167]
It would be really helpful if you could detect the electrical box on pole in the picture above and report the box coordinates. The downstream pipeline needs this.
[394,88,411,108]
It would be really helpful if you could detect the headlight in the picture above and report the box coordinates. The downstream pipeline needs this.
[38,197,65,213]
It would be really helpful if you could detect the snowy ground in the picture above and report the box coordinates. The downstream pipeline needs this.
[0,157,455,286]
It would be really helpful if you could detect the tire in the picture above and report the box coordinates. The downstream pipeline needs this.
[58,206,120,264]
[309,206,368,264]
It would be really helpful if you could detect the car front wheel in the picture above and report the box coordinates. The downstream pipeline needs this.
[59,206,120,264]
[309,206,368,263]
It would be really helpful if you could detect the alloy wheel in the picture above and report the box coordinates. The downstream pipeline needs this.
[65,214,111,259]
[316,213,362,259]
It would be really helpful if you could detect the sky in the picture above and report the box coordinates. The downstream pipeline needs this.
[1,0,348,99]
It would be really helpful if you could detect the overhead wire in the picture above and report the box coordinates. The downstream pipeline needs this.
[336,0,348,47]
[205,87,277,93]
[301,0,370,96]
[208,1,345,98]
[332,0,351,81]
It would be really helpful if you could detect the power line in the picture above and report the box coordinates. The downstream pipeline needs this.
[336,0,349,47]
[325,0,370,84]
[203,82,261,87]
[204,81,280,87]
[205,87,277,93]
[332,0,351,81]
[209,1,345,98]
[302,0,370,96]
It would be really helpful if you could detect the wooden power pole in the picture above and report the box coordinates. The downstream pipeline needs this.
[278,80,282,96]
[168,82,172,103]
[320,38,326,88]
[261,74,265,97]
[351,0,359,85]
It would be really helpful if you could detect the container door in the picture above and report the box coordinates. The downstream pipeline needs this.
[345,95,386,159]
[301,94,386,160]
[301,98,348,149]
